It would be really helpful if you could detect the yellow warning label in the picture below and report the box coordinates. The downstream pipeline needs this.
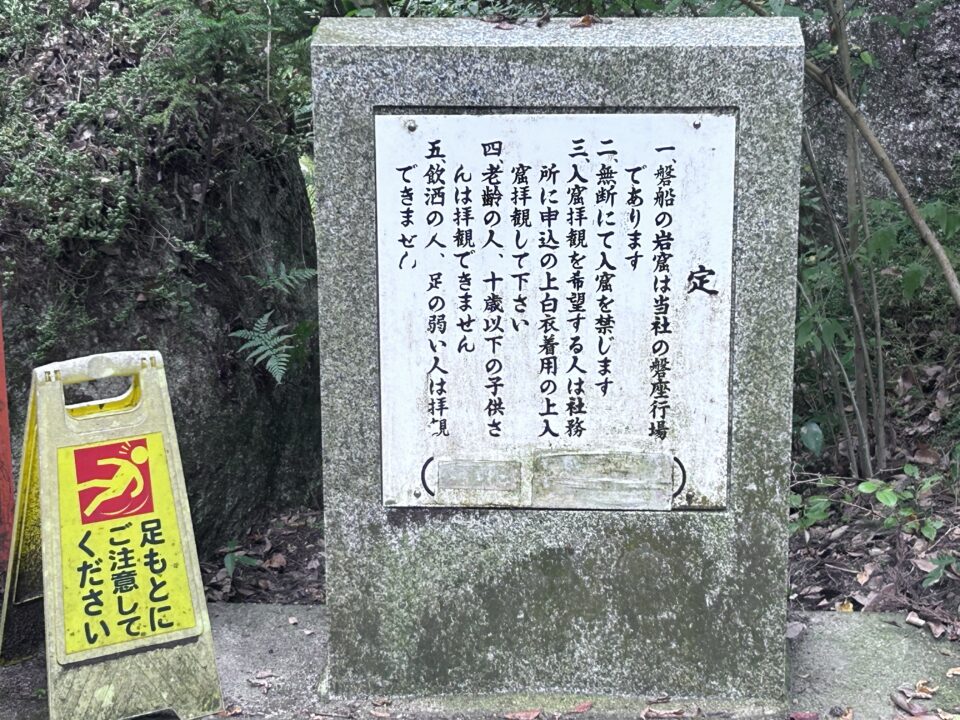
[58,433,196,656]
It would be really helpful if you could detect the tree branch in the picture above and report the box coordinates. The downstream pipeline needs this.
[732,0,960,310]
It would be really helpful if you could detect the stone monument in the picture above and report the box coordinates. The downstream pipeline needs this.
[312,17,803,706]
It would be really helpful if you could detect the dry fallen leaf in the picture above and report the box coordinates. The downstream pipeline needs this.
[898,682,934,701]
[569,14,602,27]
[946,667,960,678]
[891,693,925,716]
[857,563,877,585]
[789,712,819,720]
[916,680,938,696]
[928,622,946,640]
[643,708,689,719]
[852,591,879,611]
[217,706,243,718]
[913,444,940,465]
[836,599,854,612]
[828,525,849,541]
[786,622,806,640]
[504,711,542,720]
[247,678,272,694]
[570,702,593,713]
[264,553,287,570]
[255,670,276,679]
[906,612,926,628]
[288,616,299,625]
[897,369,916,396]
[370,711,390,719]
[839,709,853,720]
[923,365,945,378]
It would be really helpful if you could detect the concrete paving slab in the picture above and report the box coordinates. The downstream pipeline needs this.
[789,611,960,720]
[209,602,328,719]
[2,606,960,720]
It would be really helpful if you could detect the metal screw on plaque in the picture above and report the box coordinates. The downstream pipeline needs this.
[693,120,702,129]
[414,489,422,499]
[405,120,417,132]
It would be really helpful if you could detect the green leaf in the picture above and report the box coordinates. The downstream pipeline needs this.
[922,555,953,586]
[820,319,841,348]
[921,520,939,542]
[868,223,898,259]
[236,554,259,568]
[796,315,815,349]
[876,488,899,507]
[945,208,960,240]
[902,262,929,300]
[857,480,880,494]
[921,200,948,230]
[800,421,824,455]
[807,495,831,508]
[859,50,874,66]
[789,492,803,508]
[903,463,921,479]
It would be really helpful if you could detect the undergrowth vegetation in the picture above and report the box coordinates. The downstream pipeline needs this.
[0,0,320,376]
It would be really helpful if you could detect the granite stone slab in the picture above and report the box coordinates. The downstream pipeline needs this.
[312,17,804,706]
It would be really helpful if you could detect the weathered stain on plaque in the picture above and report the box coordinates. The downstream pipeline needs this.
[436,460,522,506]
[531,452,673,510]
[439,460,521,492]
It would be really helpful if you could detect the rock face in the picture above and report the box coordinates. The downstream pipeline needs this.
[2,151,322,553]
[806,0,960,200]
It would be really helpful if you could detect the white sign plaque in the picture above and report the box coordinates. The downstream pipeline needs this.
[376,112,735,509]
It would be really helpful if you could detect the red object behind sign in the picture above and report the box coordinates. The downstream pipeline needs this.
[0,297,13,565]
[74,437,154,525]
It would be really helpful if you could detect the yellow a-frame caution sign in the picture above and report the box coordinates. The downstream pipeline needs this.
[1,351,222,720]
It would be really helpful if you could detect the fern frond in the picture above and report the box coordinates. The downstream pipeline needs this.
[229,311,294,384]
[245,263,317,296]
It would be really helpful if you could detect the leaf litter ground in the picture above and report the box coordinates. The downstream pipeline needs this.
[201,507,325,604]
[790,473,960,640]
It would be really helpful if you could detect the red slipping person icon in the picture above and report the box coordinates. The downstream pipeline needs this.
[74,438,155,524]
